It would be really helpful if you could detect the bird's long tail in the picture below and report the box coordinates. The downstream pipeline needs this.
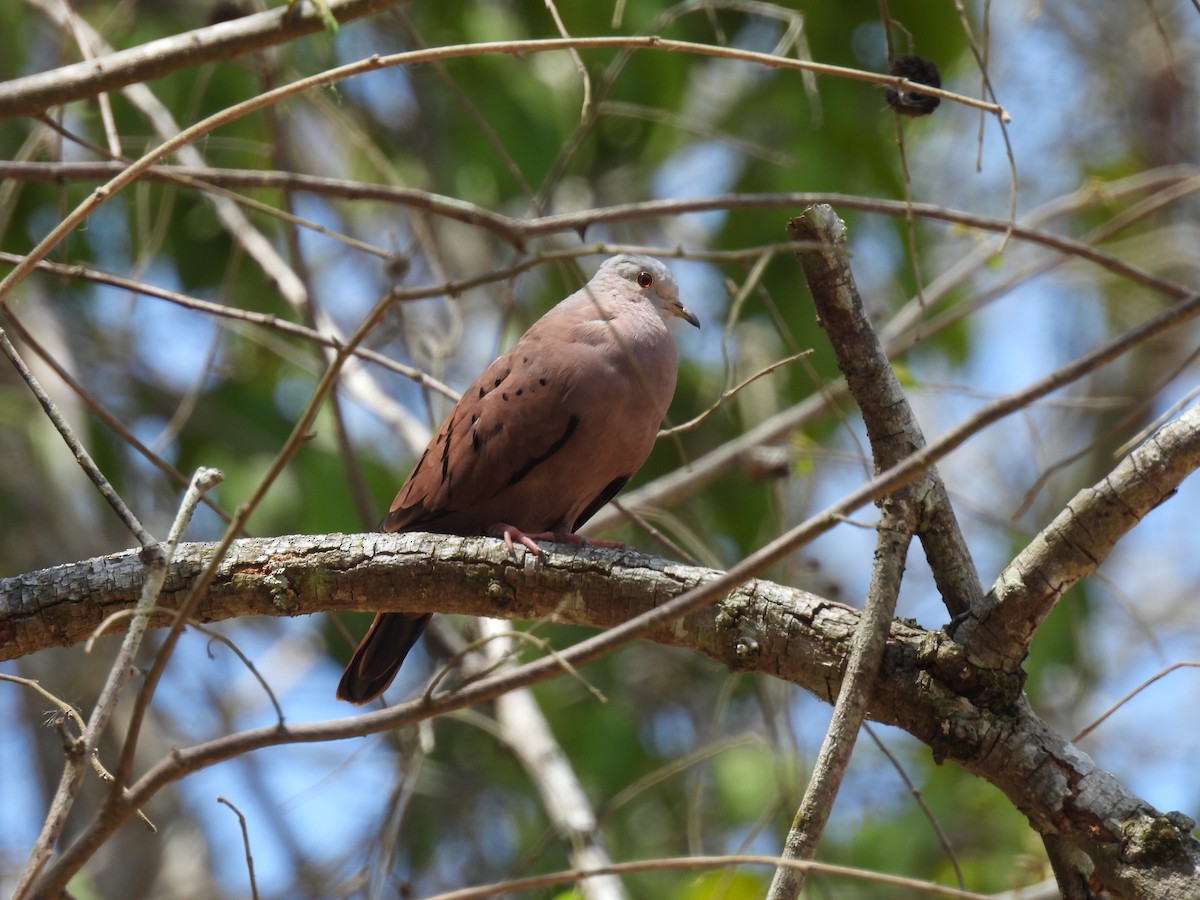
[336,612,432,704]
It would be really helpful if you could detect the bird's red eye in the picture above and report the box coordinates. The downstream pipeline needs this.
[637,271,654,288]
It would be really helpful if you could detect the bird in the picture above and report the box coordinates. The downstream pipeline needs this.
[336,254,699,704]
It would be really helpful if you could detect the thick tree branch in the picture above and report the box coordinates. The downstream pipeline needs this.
[788,206,984,618]
[770,204,976,897]
[958,401,1200,669]
[6,532,1199,898]
[0,533,805,663]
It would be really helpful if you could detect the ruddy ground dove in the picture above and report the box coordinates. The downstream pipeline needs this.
[337,254,698,704]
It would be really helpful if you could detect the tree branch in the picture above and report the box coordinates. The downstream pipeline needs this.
[1,0,408,119]
[768,498,915,900]
[6,532,1199,897]
[2,162,1193,305]
[958,401,1200,669]
[770,204,975,897]
[787,206,984,618]
[0,25,1005,122]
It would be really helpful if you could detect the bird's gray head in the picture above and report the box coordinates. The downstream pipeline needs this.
[595,255,700,328]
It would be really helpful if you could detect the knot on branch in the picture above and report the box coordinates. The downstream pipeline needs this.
[1121,812,1200,867]
[917,630,1026,714]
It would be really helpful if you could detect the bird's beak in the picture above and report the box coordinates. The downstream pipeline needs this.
[667,298,700,328]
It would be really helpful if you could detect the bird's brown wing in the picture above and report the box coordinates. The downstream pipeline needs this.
[380,330,590,535]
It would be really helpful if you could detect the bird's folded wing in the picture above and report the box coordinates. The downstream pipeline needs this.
[381,346,584,533]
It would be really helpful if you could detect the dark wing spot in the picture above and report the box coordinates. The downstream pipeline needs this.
[478,386,486,399]
[506,415,580,488]
[515,388,523,396]
[440,424,453,483]
[539,377,548,386]
[572,475,629,531]
[472,430,483,452]
[502,392,509,401]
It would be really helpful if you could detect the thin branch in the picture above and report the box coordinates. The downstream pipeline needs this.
[768,500,915,899]
[543,0,592,122]
[216,797,261,900]
[55,0,120,157]
[0,305,234,525]
[14,467,218,896]
[107,286,402,801]
[422,853,995,900]
[2,163,1192,305]
[27,114,390,261]
[863,723,965,888]
[393,11,541,207]
[0,327,154,546]
[658,350,813,437]
[772,204,961,896]
[0,0,409,118]
[1073,662,1200,743]
[0,32,1008,124]
[0,251,458,400]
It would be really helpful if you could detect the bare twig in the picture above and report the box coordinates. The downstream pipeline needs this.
[216,797,261,900]
[864,723,965,888]
[13,467,220,897]
[1072,662,1200,744]
[0,0,408,118]
[0,32,1009,123]
[0,327,154,546]
[0,251,458,401]
[106,288,402,804]
[767,500,915,899]
[0,307,235,524]
[543,0,593,121]
[420,853,993,900]
[84,606,286,727]
[2,162,1191,303]
[658,350,813,437]
[771,204,963,896]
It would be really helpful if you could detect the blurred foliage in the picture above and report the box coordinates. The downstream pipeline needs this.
[3,0,1200,898]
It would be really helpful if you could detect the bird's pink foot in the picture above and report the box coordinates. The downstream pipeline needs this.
[493,523,547,557]
[490,525,626,557]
